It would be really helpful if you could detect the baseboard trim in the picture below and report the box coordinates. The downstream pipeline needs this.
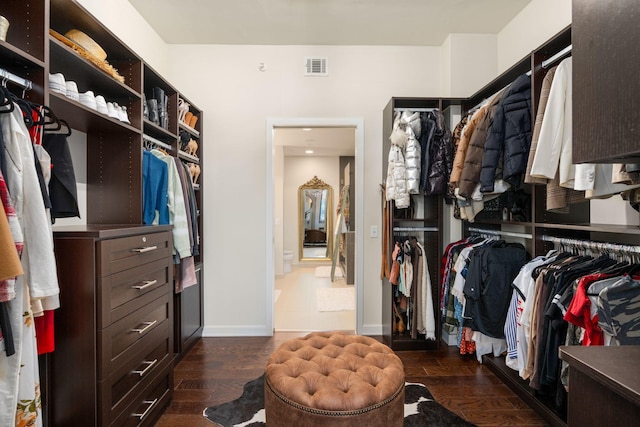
[202,325,273,337]
[359,324,383,336]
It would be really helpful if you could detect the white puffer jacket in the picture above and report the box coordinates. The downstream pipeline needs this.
[386,114,410,208]
[404,126,421,194]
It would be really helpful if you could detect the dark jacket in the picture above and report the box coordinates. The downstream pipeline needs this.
[419,110,452,196]
[480,74,532,192]
[463,241,529,338]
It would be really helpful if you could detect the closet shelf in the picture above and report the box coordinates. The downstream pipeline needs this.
[178,150,199,163]
[536,223,640,235]
[467,219,533,228]
[49,36,142,99]
[179,122,200,138]
[393,218,439,225]
[144,119,178,141]
[0,40,46,68]
[49,91,142,135]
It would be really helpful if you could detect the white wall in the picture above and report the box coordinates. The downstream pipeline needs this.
[166,44,445,335]
[446,34,498,97]
[497,0,572,73]
[76,0,169,75]
[284,157,341,265]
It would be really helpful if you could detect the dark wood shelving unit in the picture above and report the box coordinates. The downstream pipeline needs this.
[1,1,205,425]
[382,97,459,351]
[453,23,640,427]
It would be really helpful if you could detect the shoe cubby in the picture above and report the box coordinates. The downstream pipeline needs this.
[143,63,179,142]
[178,94,201,137]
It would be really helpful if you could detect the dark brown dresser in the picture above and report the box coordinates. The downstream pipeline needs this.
[559,346,640,427]
[49,225,174,426]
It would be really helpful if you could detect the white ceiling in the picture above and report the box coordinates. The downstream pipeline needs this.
[128,0,531,156]
[128,0,531,46]
[275,127,356,157]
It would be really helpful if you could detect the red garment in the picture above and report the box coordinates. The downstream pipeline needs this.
[564,273,611,346]
[34,310,55,354]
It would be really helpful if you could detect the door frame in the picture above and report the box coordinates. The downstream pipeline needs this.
[265,117,365,334]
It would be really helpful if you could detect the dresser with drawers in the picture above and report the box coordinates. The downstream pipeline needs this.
[48,225,174,427]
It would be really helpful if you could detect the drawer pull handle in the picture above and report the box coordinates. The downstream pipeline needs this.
[132,279,157,290]
[131,320,157,334]
[132,398,158,420]
[131,358,158,377]
[132,245,158,254]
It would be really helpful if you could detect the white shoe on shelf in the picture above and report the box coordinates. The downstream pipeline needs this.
[65,81,79,101]
[106,102,119,119]
[118,105,130,124]
[95,95,108,114]
[48,73,67,95]
[79,91,97,111]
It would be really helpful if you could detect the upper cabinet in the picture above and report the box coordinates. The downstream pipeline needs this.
[0,1,47,104]
[48,0,143,134]
[572,0,640,163]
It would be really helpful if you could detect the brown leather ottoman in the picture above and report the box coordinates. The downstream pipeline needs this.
[264,331,405,427]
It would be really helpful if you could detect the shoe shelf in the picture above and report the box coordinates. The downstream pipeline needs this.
[49,38,141,99]
[49,91,141,135]
[144,118,178,142]
[178,150,199,163]
[179,122,200,138]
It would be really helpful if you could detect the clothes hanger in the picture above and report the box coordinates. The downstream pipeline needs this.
[0,83,15,112]
[45,118,72,137]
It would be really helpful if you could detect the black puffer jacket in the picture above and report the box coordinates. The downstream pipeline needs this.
[480,74,532,192]
[419,110,452,195]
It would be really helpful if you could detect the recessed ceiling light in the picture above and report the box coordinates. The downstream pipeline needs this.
[305,149,314,154]
[302,128,312,131]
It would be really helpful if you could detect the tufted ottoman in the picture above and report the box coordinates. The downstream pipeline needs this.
[264,331,405,427]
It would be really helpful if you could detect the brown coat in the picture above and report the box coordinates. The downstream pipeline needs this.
[458,88,507,199]
[450,105,487,186]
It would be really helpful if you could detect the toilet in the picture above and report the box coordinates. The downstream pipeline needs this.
[283,250,294,273]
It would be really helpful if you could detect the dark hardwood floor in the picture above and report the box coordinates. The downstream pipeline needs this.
[154,333,550,426]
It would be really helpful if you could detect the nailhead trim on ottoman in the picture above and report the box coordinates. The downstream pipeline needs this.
[264,331,405,427]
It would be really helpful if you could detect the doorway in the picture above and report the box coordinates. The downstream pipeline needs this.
[265,118,364,334]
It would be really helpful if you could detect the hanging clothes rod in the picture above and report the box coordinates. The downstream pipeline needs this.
[393,108,438,113]
[0,67,32,91]
[142,133,173,151]
[541,45,572,69]
[393,226,438,232]
[468,227,533,240]
[541,235,640,254]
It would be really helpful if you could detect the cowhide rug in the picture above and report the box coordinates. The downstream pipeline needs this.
[203,375,476,427]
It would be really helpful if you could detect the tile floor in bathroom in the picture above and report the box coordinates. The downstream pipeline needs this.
[274,264,355,332]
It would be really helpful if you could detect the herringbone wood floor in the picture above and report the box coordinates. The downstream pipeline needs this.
[154,333,550,426]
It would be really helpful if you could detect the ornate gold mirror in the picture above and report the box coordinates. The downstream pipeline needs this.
[298,176,333,261]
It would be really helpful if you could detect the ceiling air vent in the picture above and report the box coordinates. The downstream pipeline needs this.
[305,57,328,76]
